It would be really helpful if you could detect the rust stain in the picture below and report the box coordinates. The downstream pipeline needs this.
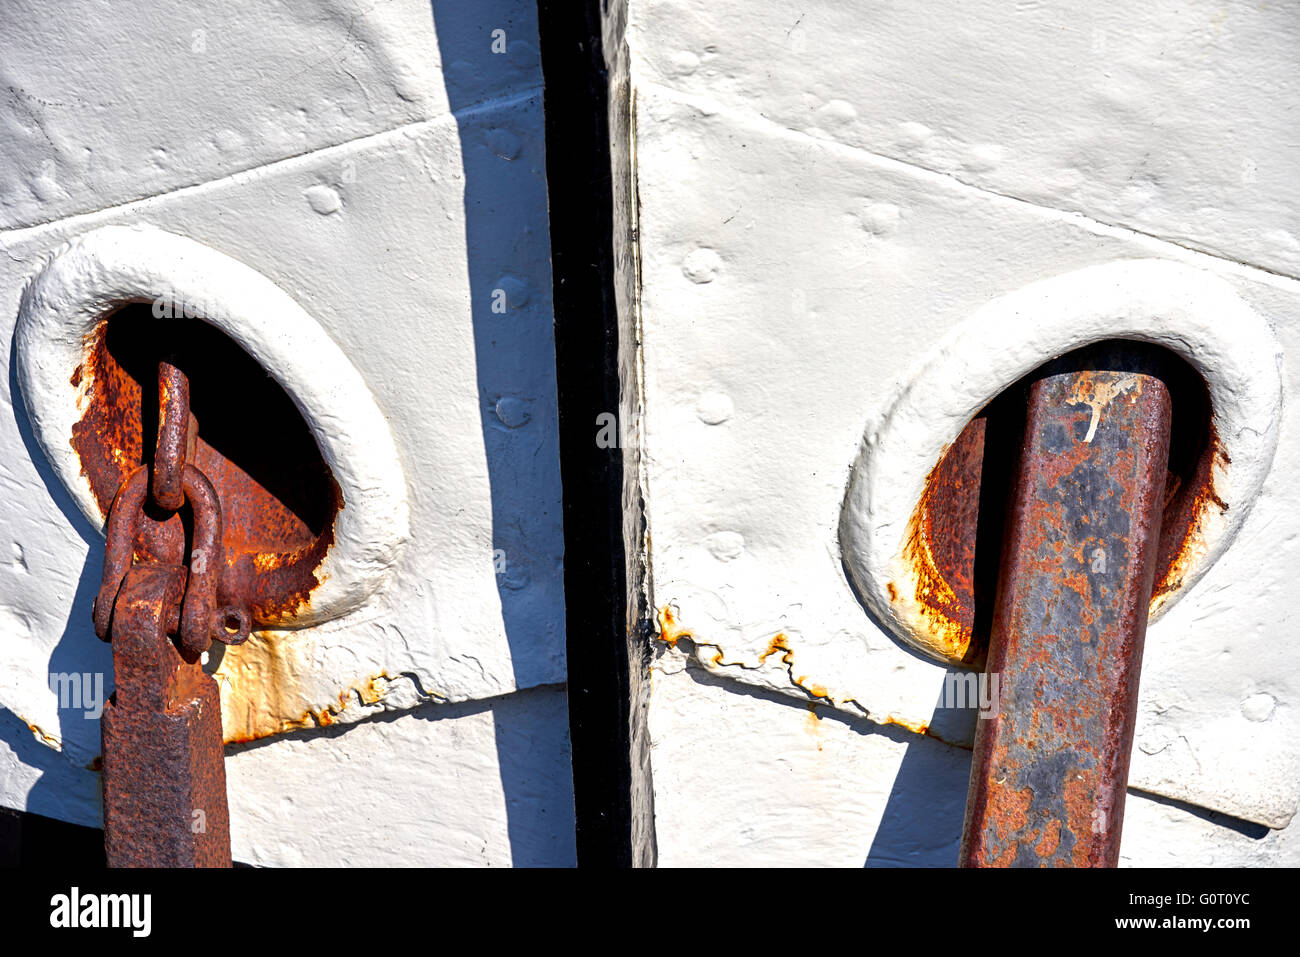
[759,632,792,665]
[797,677,829,698]
[906,725,960,748]
[1061,768,1098,867]
[758,633,832,700]
[214,629,392,744]
[892,422,987,669]
[805,702,824,750]
[68,309,342,630]
[1035,819,1062,858]
[655,605,751,669]
[657,610,825,701]
[989,785,1034,860]
[1151,428,1230,606]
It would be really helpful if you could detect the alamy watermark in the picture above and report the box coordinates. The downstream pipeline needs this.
[151,285,222,320]
[595,410,645,450]
[50,887,150,937]
[942,671,1000,719]
[49,671,105,720]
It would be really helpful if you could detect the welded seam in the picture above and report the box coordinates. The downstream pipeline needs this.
[0,85,544,243]
[223,676,570,754]
[636,80,1300,290]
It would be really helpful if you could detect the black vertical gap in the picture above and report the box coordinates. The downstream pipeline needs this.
[536,1,638,866]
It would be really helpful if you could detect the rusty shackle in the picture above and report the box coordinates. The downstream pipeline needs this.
[92,464,250,659]
[151,359,199,513]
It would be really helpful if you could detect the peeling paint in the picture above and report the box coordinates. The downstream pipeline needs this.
[21,716,61,749]
[882,714,931,737]
[1067,373,1139,444]
[655,604,971,748]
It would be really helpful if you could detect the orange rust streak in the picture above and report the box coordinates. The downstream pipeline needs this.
[655,605,694,648]
[1151,442,1229,603]
[216,625,395,744]
[221,673,391,744]
[24,720,59,747]
[796,677,829,698]
[758,633,792,665]
[805,703,825,749]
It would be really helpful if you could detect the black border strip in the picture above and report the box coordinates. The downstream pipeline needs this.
[537,0,646,867]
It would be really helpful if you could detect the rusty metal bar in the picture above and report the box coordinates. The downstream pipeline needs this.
[101,563,232,867]
[94,356,246,866]
[959,357,1172,867]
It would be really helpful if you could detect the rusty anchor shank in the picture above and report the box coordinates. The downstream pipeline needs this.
[101,563,232,867]
[959,355,1172,867]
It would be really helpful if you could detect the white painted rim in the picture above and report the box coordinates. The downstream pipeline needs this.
[14,224,410,627]
[841,259,1283,665]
